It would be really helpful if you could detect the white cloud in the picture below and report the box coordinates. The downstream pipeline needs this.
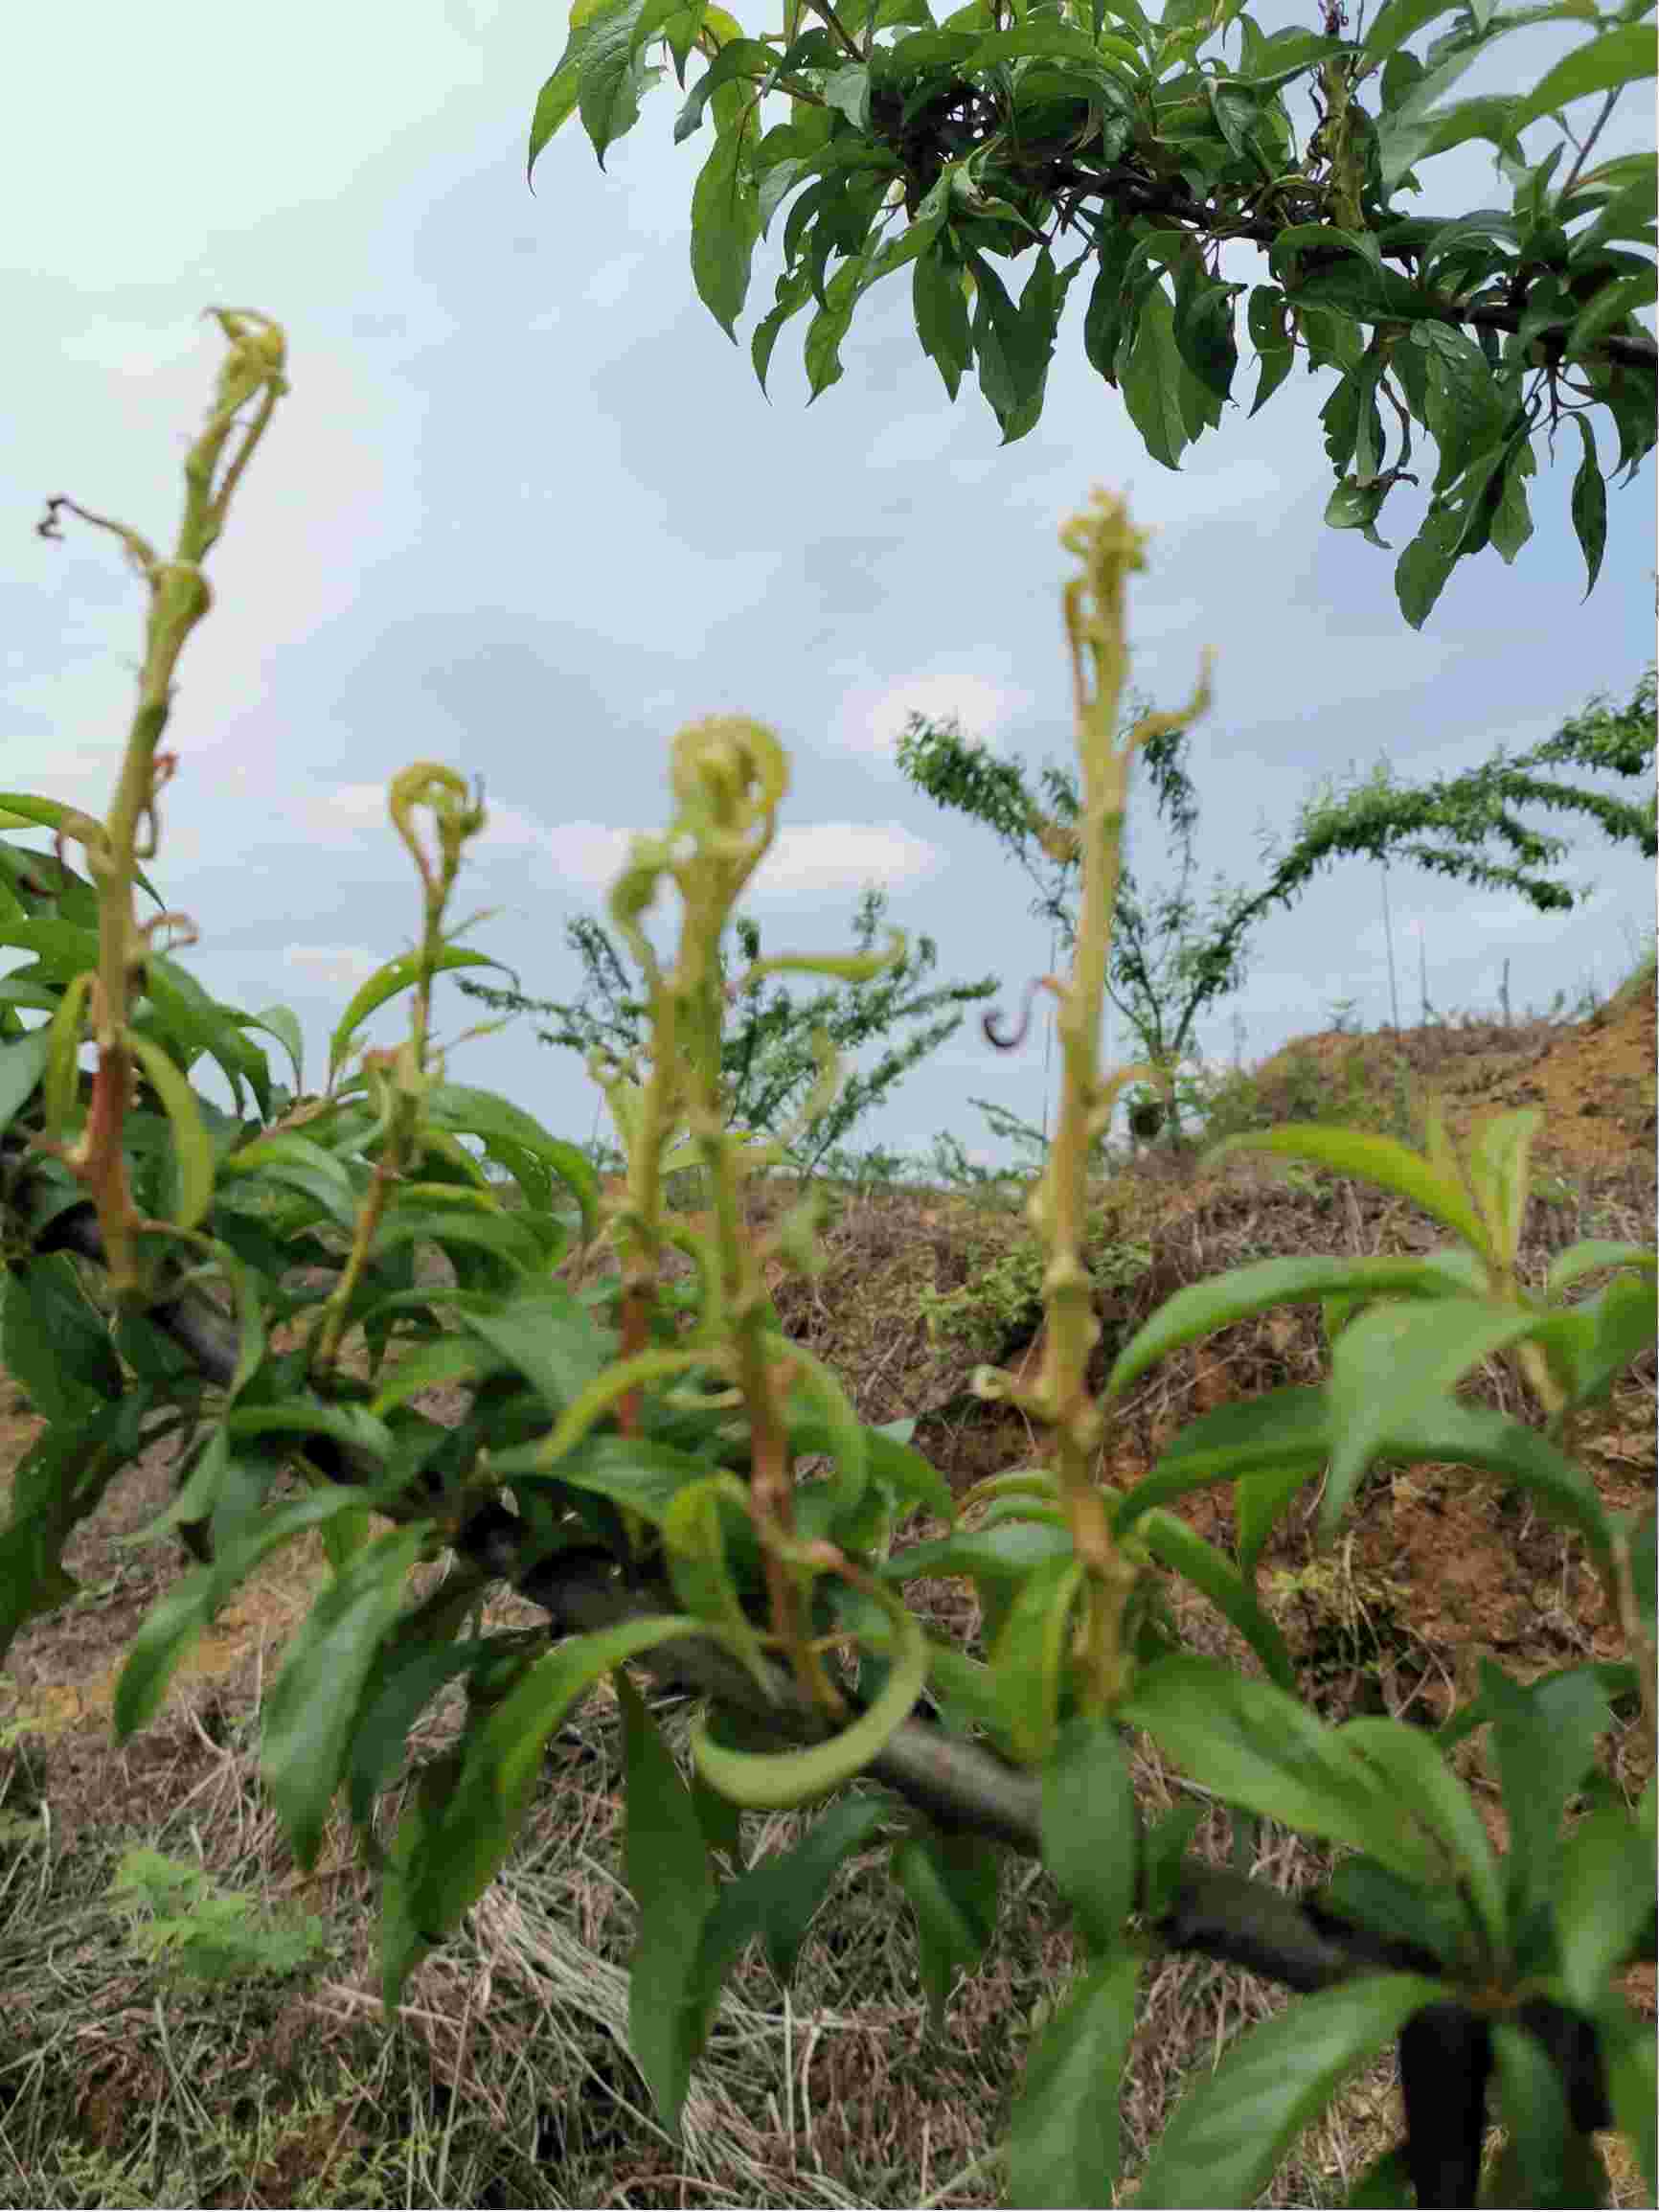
[751,821,943,899]
[0,734,125,810]
[536,821,638,893]
[509,817,945,906]
[473,796,551,849]
[4,12,490,290]
[57,317,210,381]
[284,944,385,991]
[831,669,1039,759]
[310,785,393,841]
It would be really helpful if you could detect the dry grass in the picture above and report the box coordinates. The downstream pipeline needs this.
[0,965,1652,2206]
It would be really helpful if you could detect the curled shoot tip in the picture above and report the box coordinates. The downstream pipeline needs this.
[669,716,790,822]
[389,763,486,893]
[1058,486,1152,588]
[206,308,289,397]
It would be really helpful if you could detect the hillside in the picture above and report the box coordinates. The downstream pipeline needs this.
[0,969,1651,2207]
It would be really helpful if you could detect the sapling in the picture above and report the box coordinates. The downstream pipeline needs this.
[3,316,1653,2211]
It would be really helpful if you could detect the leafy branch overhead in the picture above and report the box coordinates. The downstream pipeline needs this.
[527,0,1656,626]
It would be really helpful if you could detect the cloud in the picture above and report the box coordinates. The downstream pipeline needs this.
[541,821,642,894]
[284,944,385,991]
[751,821,943,900]
[526,817,945,906]
[831,669,1039,760]
[307,786,394,841]
[57,316,211,381]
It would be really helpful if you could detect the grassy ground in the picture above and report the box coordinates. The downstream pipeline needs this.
[0,952,1653,2207]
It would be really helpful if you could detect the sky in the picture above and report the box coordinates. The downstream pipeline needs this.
[5,0,1654,1183]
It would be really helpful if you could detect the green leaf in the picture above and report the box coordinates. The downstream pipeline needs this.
[1118,282,1190,471]
[144,956,272,1119]
[672,33,774,143]
[1569,265,1657,355]
[992,1553,1085,1764]
[0,1399,148,1664]
[221,1132,361,1232]
[3,1254,121,1423]
[751,265,811,393]
[1247,284,1294,417]
[1488,2022,1583,2210]
[1556,1803,1653,2010]
[458,1283,612,1414]
[1515,22,1657,128]
[1236,1460,1317,1584]
[1326,475,1393,545]
[691,1797,886,2009]
[691,1575,928,1809]
[1238,1126,1491,1253]
[1489,433,1536,563]
[1602,1998,1657,2201]
[1139,1511,1298,1692]
[691,124,761,341]
[1321,1858,1473,1966]
[1104,1247,1472,1412]
[883,1521,1091,1652]
[891,1828,999,2033]
[261,1525,429,1869]
[616,1671,716,2135]
[1171,266,1239,403]
[239,1004,305,1090]
[125,1035,216,1232]
[1140,1800,1204,1920]
[0,1026,50,1137]
[914,243,971,399]
[1481,1660,1610,1927]
[528,1,608,181]
[401,1613,699,1972]
[0,917,99,981]
[1081,224,1136,382]
[968,252,1050,431]
[1395,499,1462,628]
[824,60,871,127]
[371,1201,543,1275]
[1321,1294,1554,1539]
[1232,26,1350,87]
[1039,1719,1137,1951]
[113,1492,372,1742]
[347,1643,486,1830]
[327,947,508,1085]
[424,1082,599,1228]
[1337,1718,1505,1948]
[580,0,684,165]
[1008,1952,1139,2210]
[663,1473,775,1695]
[804,255,868,400]
[493,1430,713,1524]
[1121,1655,1438,1881]
[224,1397,395,1466]
[1134,1974,1443,2207]
[787,1411,954,1529]
[369,1334,508,1416]
[1569,414,1607,600]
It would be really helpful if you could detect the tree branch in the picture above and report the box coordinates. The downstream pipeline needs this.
[1015,161,1658,373]
[24,1163,1447,1997]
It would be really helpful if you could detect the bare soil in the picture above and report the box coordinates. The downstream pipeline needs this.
[0,976,1652,2207]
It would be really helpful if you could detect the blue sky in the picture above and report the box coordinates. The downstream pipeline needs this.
[5,0,1653,1179]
